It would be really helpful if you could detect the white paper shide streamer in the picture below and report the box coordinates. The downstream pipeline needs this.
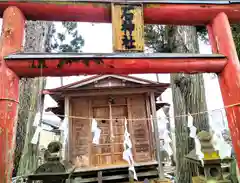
[123,118,137,180]
[188,113,204,164]
[212,133,231,159]
[162,130,173,156]
[210,111,232,159]
[33,112,41,127]
[91,119,101,145]
[158,110,172,156]
[31,112,42,144]
[59,117,69,145]
[31,126,42,144]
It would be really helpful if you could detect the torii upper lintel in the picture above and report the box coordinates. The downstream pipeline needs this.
[0,0,240,24]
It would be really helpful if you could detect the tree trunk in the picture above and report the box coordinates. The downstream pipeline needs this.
[13,21,52,176]
[166,25,209,183]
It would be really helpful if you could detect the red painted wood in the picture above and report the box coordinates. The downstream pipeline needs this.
[207,25,218,54]
[6,57,227,77]
[0,6,25,182]
[0,2,240,24]
[208,13,240,168]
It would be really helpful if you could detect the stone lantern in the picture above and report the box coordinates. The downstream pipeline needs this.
[185,131,232,183]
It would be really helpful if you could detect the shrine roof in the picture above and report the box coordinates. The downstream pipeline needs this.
[43,75,170,118]
[43,74,169,93]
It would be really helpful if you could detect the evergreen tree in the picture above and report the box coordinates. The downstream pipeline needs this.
[145,25,209,183]
[13,21,84,177]
[14,21,52,177]
[48,22,84,53]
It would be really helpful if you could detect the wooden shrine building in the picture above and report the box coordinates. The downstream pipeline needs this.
[43,75,169,178]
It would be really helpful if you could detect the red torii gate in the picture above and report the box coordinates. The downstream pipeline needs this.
[0,0,240,182]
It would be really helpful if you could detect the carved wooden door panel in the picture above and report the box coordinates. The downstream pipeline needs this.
[128,94,152,162]
[92,106,112,166]
[71,97,91,165]
[111,105,127,165]
[91,96,128,167]
[91,96,112,166]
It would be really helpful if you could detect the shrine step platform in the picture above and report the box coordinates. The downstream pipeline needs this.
[27,161,172,183]
[5,52,227,76]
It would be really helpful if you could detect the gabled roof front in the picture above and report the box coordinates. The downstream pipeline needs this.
[43,75,170,119]
[43,74,169,95]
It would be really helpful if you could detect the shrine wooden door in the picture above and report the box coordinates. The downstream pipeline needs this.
[91,96,127,167]
[70,94,153,168]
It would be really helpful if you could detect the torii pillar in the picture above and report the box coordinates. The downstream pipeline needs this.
[207,13,240,164]
[0,7,25,183]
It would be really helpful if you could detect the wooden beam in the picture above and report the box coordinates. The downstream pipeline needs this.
[64,96,70,162]
[0,6,25,183]
[61,88,157,97]
[28,170,158,182]
[4,53,227,76]
[0,1,240,24]
[150,92,164,179]
[145,94,155,161]
[127,97,137,161]
[207,13,240,168]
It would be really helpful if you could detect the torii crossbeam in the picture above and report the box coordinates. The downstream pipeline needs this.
[0,0,240,182]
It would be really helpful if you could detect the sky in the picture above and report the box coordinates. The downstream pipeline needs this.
[44,22,227,130]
